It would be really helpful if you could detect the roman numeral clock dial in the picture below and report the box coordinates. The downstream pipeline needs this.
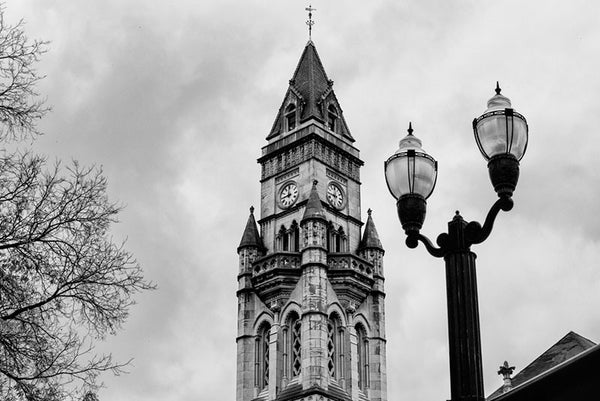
[327,182,345,209]
[279,182,299,208]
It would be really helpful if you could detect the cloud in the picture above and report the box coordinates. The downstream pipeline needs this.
[5,1,600,400]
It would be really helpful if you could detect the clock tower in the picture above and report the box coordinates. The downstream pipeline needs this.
[237,40,387,401]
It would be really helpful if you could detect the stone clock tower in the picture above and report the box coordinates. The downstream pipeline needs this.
[237,40,387,401]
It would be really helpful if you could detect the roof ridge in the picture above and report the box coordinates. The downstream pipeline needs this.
[488,331,597,399]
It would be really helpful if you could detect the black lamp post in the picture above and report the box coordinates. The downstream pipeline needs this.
[384,83,528,401]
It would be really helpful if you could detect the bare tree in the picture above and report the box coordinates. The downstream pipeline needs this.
[0,5,49,141]
[81,391,99,401]
[0,5,154,401]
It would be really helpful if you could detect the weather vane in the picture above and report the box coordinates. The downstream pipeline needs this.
[306,4,316,39]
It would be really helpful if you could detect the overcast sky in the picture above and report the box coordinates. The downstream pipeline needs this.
[7,1,600,400]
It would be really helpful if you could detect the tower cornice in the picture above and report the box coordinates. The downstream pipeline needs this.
[258,128,364,184]
[260,125,362,162]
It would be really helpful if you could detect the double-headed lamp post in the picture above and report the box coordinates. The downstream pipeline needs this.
[384,83,528,401]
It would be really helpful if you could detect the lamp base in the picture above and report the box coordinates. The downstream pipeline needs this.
[488,154,519,198]
[397,194,426,236]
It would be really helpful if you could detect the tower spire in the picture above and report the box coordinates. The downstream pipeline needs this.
[305,4,316,40]
[238,206,263,251]
[302,180,326,221]
[359,208,384,250]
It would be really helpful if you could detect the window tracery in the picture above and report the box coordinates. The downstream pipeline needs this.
[327,224,347,253]
[327,314,345,380]
[255,323,271,390]
[356,324,369,390]
[327,320,336,377]
[290,314,302,377]
[277,222,300,252]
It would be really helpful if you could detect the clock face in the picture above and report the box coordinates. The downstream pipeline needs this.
[327,183,345,209]
[279,182,299,208]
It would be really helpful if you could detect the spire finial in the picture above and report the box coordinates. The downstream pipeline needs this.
[306,5,316,39]
[367,208,372,216]
[407,122,414,136]
[495,81,501,95]
[250,206,254,214]
[498,361,516,394]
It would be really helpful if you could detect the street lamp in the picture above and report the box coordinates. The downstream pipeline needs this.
[384,83,528,401]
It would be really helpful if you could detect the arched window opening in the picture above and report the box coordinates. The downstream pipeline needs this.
[356,324,369,390]
[327,320,336,378]
[337,228,346,253]
[277,226,286,251]
[285,104,297,131]
[277,223,300,252]
[255,323,271,390]
[328,105,338,131]
[290,221,300,252]
[328,314,345,380]
[289,313,302,377]
[328,225,347,253]
[282,229,289,251]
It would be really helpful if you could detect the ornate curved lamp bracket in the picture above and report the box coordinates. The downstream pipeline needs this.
[465,196,513,246]
[406,232,446,258]
[404,195,514,258]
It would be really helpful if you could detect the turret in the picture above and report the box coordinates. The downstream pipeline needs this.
[238,206,264,282]
[299,181,330,389]
[236,206,266,401]
[358,209,385,282]
[357,209,387,401]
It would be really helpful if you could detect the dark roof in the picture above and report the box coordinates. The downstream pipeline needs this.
[489,343,600,401]
[302,181,326,222]
[274,382,302,401]
[267,41,354,141]
[275,381,351,401]
[291,40,330,122]
[358,209,384,251]
[488,331,596,399]
[238,206,263,250]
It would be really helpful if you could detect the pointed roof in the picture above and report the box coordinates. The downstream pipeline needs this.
[291,40,330,121]
[266,41,354,141]
[238,206,263,251]
[359,209,384,251]
[302,180,326,222]
[488,331,596,399]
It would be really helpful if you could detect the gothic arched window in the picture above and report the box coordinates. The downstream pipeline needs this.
[328,225,347,253]
[327,314,345,380]
[255,322,271,390]
[285,104,297,131]
[328,105,338,131]
[287,312,302,378]
[277,222,300,252]
[290,221,300,251]
[356,324,369,390]
[277,226,286,251]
